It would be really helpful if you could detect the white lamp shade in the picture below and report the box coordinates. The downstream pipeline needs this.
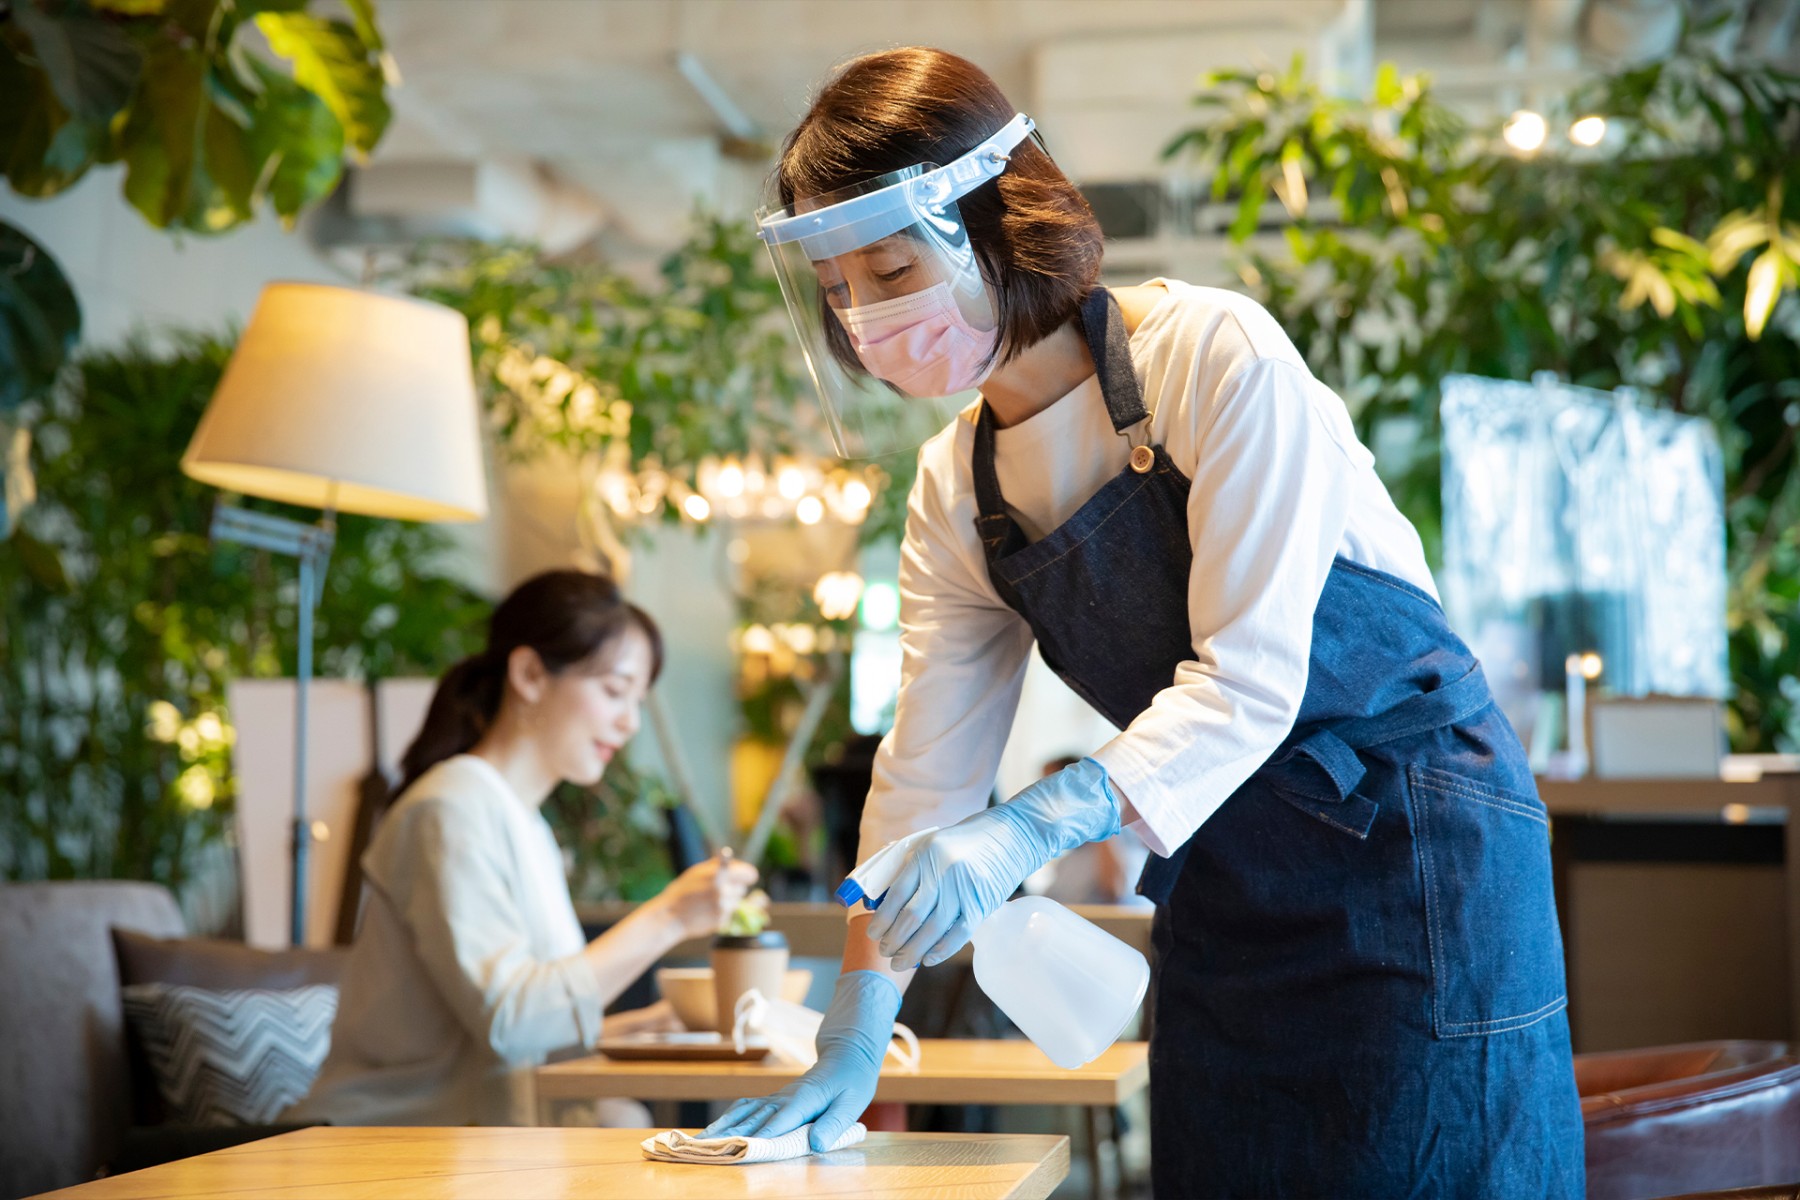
[183,282,489,522]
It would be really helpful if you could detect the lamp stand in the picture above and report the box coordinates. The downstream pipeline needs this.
[211,502,336,946]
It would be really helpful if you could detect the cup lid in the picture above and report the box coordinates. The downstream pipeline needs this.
[711,930,787,949]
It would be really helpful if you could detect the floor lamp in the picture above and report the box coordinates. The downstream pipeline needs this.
[182,282,488,946]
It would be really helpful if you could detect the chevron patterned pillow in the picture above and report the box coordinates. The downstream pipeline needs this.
[121,982,337,1127]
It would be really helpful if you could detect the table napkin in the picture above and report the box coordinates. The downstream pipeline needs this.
[639,1121,867,1164]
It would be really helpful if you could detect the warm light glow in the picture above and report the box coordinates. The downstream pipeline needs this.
[814,571,865,621]
[777,463,806,500]
[1579,652,1604,680]
[842,479,872,511]
[726,538,750,564]
[796,495,824,525]
[1503,110,1548,153]
[1569,115,1607,147]
[1722,803,1752,824]
[740,624,777,655]
[716,458,745,499]
[682,493,712,522]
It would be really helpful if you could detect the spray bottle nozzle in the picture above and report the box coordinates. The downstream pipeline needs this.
[834,827,940,911]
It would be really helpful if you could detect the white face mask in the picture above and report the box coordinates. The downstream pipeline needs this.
[731,988,920,1072]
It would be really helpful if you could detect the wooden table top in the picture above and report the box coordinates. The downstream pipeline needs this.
[537,1038,1150,1106]
[38,1126,1070,1200]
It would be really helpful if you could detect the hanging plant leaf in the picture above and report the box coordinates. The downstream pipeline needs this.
[119,42,261,231]
[0,28,104,196]
[10,0,143,125]
[243,58,345,221]
[254,11,390,155]
[0,222,81,416]
[119,41,208,227]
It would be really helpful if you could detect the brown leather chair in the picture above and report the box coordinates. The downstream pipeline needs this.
[1578,1040,1800,1200]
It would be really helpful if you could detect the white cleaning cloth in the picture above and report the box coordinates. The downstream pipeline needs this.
[640,1122,867,1164]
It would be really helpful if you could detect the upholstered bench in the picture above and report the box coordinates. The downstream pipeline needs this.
[0,881,344,1198]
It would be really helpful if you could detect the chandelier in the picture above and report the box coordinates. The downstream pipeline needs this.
[590,447,880,527]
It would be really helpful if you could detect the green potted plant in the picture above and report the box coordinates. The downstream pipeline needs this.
[1166,32,1800,750]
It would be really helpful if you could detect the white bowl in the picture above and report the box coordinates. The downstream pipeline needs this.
[655,966,813,1031]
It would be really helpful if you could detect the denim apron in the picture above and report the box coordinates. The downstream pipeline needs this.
[971,289,1585,1197]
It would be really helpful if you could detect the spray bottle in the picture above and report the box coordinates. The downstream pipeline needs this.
[837,827,1149,1069]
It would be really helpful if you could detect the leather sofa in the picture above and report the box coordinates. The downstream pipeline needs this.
[1579,1039,1800,1200]
[0,881,344,1198]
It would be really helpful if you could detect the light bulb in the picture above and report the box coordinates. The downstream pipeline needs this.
[717,458,745,499]
[1503,110,1547,153]
[1569,115,1606,147]
[796,496,824,525]
[682,494,712,522]
[814,571,865,621]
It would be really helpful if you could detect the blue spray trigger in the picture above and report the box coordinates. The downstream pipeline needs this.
[836,826,939,912]
[831,877,888,910]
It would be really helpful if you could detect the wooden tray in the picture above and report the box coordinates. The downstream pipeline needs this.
[596,1033,771,1062]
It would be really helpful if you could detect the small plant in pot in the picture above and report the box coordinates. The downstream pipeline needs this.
[711,889,786,1035]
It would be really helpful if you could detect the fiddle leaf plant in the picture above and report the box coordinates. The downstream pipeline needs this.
[0,0,392,233]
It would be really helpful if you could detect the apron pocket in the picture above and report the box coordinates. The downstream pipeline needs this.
[1406,763,1566,1038]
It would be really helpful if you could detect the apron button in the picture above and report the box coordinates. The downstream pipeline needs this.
[1129,445,1155,474]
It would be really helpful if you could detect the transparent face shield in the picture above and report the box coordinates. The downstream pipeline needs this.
[757,113,1036,459]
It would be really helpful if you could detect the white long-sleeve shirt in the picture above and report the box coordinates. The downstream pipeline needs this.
[860,279,1435,862]
[286,755,601,1126]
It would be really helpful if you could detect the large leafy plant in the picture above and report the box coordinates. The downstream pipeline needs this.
[404,217,914,547]
[1,0,391,232]
[1168,40,1800,749]
[0,333,488,886]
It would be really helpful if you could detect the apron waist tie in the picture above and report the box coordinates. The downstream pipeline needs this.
[1140,661,1498,901]
[1261,662,1495,840]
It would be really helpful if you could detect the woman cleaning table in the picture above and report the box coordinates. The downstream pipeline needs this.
[705,47,1584,1197]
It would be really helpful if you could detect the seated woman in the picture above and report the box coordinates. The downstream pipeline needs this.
[287,569,755,1126]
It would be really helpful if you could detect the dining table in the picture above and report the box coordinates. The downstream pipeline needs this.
[33,1126,1071,1200]
[535,1037,1147,1200]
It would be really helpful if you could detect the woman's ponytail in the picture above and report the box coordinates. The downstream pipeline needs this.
[395,650,506,796]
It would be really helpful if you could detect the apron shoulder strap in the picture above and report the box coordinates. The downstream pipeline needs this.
[1077,288,1149,435]
[973,287,1150,521]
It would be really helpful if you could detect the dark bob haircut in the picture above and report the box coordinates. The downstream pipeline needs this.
[776,46,1105,376]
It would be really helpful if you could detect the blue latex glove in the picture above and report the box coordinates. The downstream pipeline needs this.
[700,969,902,1151]
[867,756,1122,971]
